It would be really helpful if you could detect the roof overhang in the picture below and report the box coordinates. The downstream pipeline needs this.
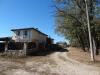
[11,27,48,36]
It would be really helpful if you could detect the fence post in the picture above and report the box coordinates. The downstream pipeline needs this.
[23,42,27,56]
[5,41,8,53]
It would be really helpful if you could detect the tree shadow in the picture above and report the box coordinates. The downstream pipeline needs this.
[28,48,69,56]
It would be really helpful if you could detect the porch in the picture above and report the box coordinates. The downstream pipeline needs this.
[0,37,48,56]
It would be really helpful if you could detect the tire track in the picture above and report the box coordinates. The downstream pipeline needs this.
[50,52,100,75]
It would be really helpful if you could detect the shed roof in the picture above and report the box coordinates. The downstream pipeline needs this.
[0,37,11,41]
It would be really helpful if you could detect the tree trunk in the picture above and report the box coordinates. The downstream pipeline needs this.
[91,27,99,55]
[76,33,86,52]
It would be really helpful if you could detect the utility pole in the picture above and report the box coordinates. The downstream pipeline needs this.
[85,0,95,61]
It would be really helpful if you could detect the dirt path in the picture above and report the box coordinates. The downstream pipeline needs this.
[0,52,100,75]
[51,52,100,75]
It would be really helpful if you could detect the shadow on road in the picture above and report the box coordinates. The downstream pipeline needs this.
[28,48,69,56]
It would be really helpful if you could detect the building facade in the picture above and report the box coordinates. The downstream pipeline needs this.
[11,28,48,44]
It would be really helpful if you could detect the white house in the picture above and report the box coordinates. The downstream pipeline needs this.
[11,28,48,44]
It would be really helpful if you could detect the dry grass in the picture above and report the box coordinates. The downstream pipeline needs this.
[0,50,100,75]
[67,47,100,67]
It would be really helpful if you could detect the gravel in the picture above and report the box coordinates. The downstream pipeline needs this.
[0,52,100,75]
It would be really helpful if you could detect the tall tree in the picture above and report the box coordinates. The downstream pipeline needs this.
[54,0,100,54]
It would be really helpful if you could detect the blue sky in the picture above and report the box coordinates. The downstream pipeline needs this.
[0,0,66,43]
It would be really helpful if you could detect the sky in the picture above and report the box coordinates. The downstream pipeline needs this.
[0,0,67,43]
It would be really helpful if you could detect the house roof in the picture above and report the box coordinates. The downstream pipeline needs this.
[11,28,48,36]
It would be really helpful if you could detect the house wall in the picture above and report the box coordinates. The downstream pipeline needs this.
[12,30,33,42]
[31,30,47,43]
[12,29,47,43]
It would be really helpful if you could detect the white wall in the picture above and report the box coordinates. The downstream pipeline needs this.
[31,30,47,43]
[12,29,47,43]
[12,30,32,42]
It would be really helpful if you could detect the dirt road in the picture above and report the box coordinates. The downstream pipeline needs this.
[51,52,100,75]
[0,52,100,75]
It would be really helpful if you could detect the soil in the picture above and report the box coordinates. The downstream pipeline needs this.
[67,47,100,67]
[0,49,100,75]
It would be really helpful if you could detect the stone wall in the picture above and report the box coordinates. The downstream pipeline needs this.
[6,50,25,57]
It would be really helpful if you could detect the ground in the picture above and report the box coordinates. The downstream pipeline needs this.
[0,48,100,75]
[67,47,100,67]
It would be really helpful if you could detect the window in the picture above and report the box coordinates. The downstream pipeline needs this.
[24,31,28,36]
[17,31,20,36]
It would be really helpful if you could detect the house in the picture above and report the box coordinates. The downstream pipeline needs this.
[11,28,48,44]
[0,27,54,56]
[56,42,67,48]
